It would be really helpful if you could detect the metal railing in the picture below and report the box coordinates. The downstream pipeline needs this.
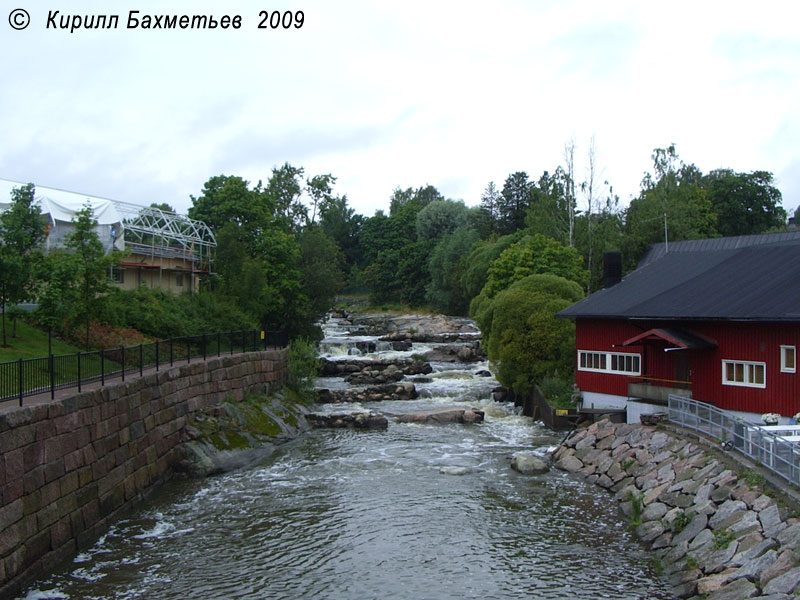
[0,329,289,406]
[668,394,800,486]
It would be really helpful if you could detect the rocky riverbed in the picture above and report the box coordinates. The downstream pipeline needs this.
[554,419,800,600]
[314,311,494,417]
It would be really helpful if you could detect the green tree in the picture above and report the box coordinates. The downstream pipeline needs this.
[306,173,336,224]
[475,274,584,396]
[497,172,531,234]
[574,195,624,293]
[460,232,524,302]
[35,250,80,339]
[415,199,470,241]
[188,175,273,251]
[427,227,479,315]
[623,145,717,270]
[298,227,345,323]
[704,169,785,236]
[318,194,364,276]
[476,181,501,237]
[0,183,46,346]
[361,186,445,305]
[65,204,118,350]
[266,163,307,231]
[526,169,571,244]
[214,222,309,336]
[483,233,588,298]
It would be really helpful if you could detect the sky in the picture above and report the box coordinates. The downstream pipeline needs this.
[1,0,798,219]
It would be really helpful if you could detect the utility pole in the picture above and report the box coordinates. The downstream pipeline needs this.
[664,213,669,253]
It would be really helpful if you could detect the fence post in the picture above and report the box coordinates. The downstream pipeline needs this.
[202,333,206,361]
[242,330,246,354]
[217,332,221,357]
[230,332,234,356]
[170,340,174,367]
[77,353,82,393]
[139,344,143,377]
[50,353,55,400]
[156,341,159,372]
[101,349,105,386]
[187,337,191,364]
[18,358,23,407]
[121,346,126,381]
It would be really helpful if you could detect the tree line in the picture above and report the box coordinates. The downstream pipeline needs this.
[1,144,790,401]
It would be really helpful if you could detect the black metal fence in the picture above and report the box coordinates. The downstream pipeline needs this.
[0,329,289,406]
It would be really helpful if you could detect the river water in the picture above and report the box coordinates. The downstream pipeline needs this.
[18,316,674,600]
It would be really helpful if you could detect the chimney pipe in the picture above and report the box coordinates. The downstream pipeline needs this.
[603,252,622,288]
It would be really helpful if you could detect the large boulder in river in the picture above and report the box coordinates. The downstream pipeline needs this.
[510,453,550,475]
[317,383,418,404]
[395,407,484,425]
[307,412,388,430]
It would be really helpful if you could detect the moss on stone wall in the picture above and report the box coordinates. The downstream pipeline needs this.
[177,391,310,476]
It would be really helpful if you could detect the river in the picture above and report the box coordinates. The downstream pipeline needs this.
[17,315,673,600]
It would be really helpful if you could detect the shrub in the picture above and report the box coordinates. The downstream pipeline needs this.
[286,338,319,405]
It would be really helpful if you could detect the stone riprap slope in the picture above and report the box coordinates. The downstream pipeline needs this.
[553,420,800,600]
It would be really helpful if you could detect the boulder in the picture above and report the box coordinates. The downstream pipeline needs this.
[307,412,388,430]
[440,466,471,476]
[317,383,418,404]
[395,407,485,425]
[510,453,550,475]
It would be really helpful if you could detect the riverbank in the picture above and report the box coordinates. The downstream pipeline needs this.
[0,349,289,600]
[554,419,800,599]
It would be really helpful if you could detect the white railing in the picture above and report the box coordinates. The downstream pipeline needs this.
[668,394,800,486]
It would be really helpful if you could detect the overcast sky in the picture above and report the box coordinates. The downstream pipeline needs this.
[1,0,798,219]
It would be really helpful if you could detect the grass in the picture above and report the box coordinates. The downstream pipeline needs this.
[713,528,736,550]
[336,293,435,315]
[628,490,644,528]
[743,470,767,489]
[0,320,83,362]
[672,511,693,533]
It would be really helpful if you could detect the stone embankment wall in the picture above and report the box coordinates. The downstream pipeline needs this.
[0,349,288,599]
[553,420,800,600]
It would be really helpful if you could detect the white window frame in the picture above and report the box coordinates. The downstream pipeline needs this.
[781,345,796,374]
[722,359,766,389]
[578,350,641,376]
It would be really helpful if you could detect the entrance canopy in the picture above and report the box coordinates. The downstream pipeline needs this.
[620,328,717,352]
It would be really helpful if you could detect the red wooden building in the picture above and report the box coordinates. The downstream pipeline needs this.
[557,232,800,423]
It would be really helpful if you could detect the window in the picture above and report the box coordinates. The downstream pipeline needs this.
[578,350,641,375]
[722,359,766,388]
[108,266,124,284]
[781,346,796,373]
[176,272,184,287]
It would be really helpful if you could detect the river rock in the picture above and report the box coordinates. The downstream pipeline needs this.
[440,466,471,476]
[307,412,388,430]
[395,407,485,425]
[317,383,418,404]
[706,577,758,600]
[510,453,550,475]
[318,357,433,380]
[423,342,485,363]
[763,567,800,595]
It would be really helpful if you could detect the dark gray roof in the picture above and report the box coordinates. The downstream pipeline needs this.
[638,230,800,267]
[558,233,800,322]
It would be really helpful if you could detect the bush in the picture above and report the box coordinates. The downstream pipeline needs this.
[99,288,257,339]
[471,273,582,396]
[286,338,319,405]
[539,376,575,409]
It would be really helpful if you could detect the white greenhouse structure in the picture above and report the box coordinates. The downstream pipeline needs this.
[0,178,215,294]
